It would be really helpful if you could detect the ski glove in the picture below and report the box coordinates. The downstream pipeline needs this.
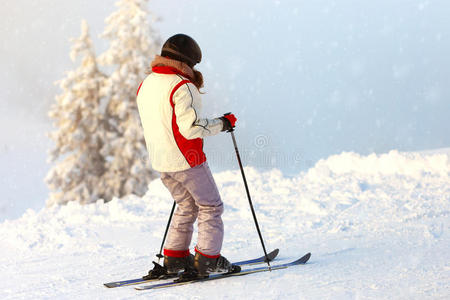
[220,113,237,132]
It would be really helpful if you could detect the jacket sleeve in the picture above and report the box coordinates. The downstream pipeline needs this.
[172,82,224,139]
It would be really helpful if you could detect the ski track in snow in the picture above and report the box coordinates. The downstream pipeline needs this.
[1,150,449,299]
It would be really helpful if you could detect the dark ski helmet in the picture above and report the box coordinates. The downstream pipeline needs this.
[161,34,202,67]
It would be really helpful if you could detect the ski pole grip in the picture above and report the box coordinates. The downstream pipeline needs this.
[223,112,234,132]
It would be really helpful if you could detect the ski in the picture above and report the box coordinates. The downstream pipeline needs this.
[135,252,311,291]
[104,248,279,288]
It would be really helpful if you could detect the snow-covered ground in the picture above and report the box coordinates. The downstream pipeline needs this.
[1,149,449,299]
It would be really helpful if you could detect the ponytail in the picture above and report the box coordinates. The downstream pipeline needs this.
[192,69,204,91]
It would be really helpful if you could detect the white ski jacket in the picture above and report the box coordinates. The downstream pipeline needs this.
[137,66,224,172]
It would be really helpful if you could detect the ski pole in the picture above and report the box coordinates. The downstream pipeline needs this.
[224,114,272,270]
[156,201,176,263]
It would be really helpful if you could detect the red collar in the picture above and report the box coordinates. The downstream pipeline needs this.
[152,66,192,80]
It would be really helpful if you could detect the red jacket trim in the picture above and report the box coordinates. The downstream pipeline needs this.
[163,248,190,258]
[195,247,220,259]
[152,66,192,80]
[169,80,206,168]
[136,81,143,96]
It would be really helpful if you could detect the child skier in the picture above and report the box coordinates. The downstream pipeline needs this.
[136,34,238,279]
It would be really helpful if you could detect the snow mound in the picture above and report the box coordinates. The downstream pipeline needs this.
[312,150,449,177]
[1,150,449,299]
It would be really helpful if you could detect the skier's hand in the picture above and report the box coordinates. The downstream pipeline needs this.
[220,113,237,132]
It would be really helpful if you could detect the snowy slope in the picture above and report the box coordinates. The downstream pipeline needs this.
[1,149,449,299]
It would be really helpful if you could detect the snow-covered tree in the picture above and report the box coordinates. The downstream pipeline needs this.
[98,0,160,198]
[46,20,107,205]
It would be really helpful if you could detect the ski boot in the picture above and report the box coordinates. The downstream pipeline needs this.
[143,254,194,280]
[176,252,241,282]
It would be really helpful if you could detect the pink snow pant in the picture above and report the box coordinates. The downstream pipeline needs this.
[161,162,224,256]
